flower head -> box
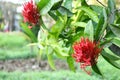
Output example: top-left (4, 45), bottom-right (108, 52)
top-left (72, 37), bottom-right (102, 74)
top-left (22, 0), bottom-right (40, 24)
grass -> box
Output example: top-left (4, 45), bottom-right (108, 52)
top-left (0, 65), bottom-right (120, 80)
top-left (0, 32), bottom-right (120, 80)
top-left (0, 70), bottom-right (104, 80)
top-left (0, 32), bottom-right (38, 60)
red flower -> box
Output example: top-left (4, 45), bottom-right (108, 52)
top-left (72, 37), bottom-right (102, 74)
top-left (22, 0), bottom-right (40, 24)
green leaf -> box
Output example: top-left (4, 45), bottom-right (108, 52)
top-left (116, 17), bottom-right (120, 24)
top-left (112, 37), bottom-right (120, 47)
top-left (109, 44), bottom-right (120, 57)
top-left (100, 38), bottom-right (113, 47)
top-left (51, 0), bottom-right (63, 10)
top-left (48, 39), bottom-right (69, 59)
top-left (79, 6), bottom-right (99, 23)
top-left (48, 11), bottom-right (58, 21)
top-left (40, 0), bottom-right (54, 15)
top-left (109, 24), bottom-right (120, 38)
top-left (95, 16), bottom-right (104, 40)
top-left (47, 53), bottom-right (56, 70)
top-left (103, 8), bottom-right (107, 21)
top-left (103, 48), bottom-right (120, 60)
top-left (81, 0), bottom-right (88, 6)
top-left (52, 45), bottom-right (69, 58)
top-left (73, 31), bottom-right (84, 40)
top-left (99, 8), bottom-right (108, 37)
top-left (111, 37), bottom-right (120, 56)
top-left (64, 0), bottom-right (72, 10)
top-left (84, 20), bottom-right (94, 41)
top-left (108, 0), bottom-right (116, 12)
top-left (50, 16), bottom-right (65, 39)
top-left (67, 56), bottom-right (76, 72)
top-left (105, 30), bottom-right (115, 38)
top-left (72, 22), bottom-right (86, 28)
top-left (67, 47), bottom-right (75, 72)
top-left (21, 23), bottom-right (37, 42)
top-left (40, 0), bottom-right (61, 15)
top-left (39, 46), bottom-right (44, 59)
top-left (58, 6), bottom-right (73, 17)
top-left (102, 52), bottom-right (120, 69)
top-left (92, 64), bottom-right (103, 76)
top-left (37, 0), bottom-right (49, 10)
top-left (90, 5), bottom-right (103, 15)
top-left (67, 31), bottom-right (84, 46)
top-left (108, 0), bottom-right (116, 23)
top-left (74, 10), bottom-right (84, 22)
top-left (46, 46), bottom-right (56, 70)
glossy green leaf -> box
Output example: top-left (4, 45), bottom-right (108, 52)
top-left (108, 0), bottom-right (116, 12)
top-left (90, 5), bottom-right (103, 15)
top-left (92, 64), bottom-right (103, 76)
top-left (51, 0), bottom-right (63, 10)
top-left (48, 11), bottom-right (58, 21)
top-left (39, 48), bottom-right (43, 58)
top-left (46, 45), bottom-right (56, 70)
top-left (116, 17), bottom-right (120, 24)
top-left (110, 37), bottom-right (120, 56)
top-left (52, 45), bottom-right (69, 58)
top-left (84, 20), bottom-right (94, 41)
top-left (109, 24), bottom-right (120, 38)
top-left (103, 48), bottom-right (120, 60)
top-left (48, 39), bottom-right (69, 59)
top-left (109, 44), bottom-right (120, 57)
top-left (40, 0), bottom-right (54, 15)
top-left (103, 8), bottom-right (107, 21)
top-left (40, 0), bottom-right (61, 15)
top-left (21, 23), bottom-right (37, 42)
top-left (99, 8), bottom-right (107, 37)
top-left (112, 37), bottom-right (120, 47)
top-left (64, 0), bottom-right (72, 10)
top-left (108, 0), bottom-right (116, 24)
top-left (47, 53), bottom-right (56, 70)
top-left (50, 16), bottom-right (65, 39)
top-left (81, 0), bottom-right (88, 6)
top-left (75, 11), bottom-right (84, 22)
top-left (79, 6), bottom-right (99, 23)
top-left (105, 30), bottom-right (115, 38)
top-left (102, 51), bottom-right (120, 69)
top-left (100, 38), bottom-right (113, 47)
top-left (72, 22), bottom-right (86, 28)
top-left (67, 47), bottom-right (75, 72)
top-left (58, 6), bottom-right (73, 17)
top-left (37, 0), bottom-right (49, 10)
top-left (67, 31), bottom-right (84, 46)
top-left (94, 16), bottom-right (104, 40)
top-left (67, 56), bottom-right (75, 72)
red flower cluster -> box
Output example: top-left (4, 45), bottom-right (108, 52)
top-left (22, 0), bottom-right (40, 24)
top-left (72, 37), bottom-right (102, 74)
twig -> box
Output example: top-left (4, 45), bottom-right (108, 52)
top-left (96, 0), bottom-right (106, 7)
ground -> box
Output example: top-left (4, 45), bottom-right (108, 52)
top-left (0, 58), bottom-right (68, 72)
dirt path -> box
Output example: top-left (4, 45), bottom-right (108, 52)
top-left (0, 58), bottom-right (68, 72)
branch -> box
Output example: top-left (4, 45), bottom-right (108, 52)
top-left (96, 0), bottom-right (106, 7)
